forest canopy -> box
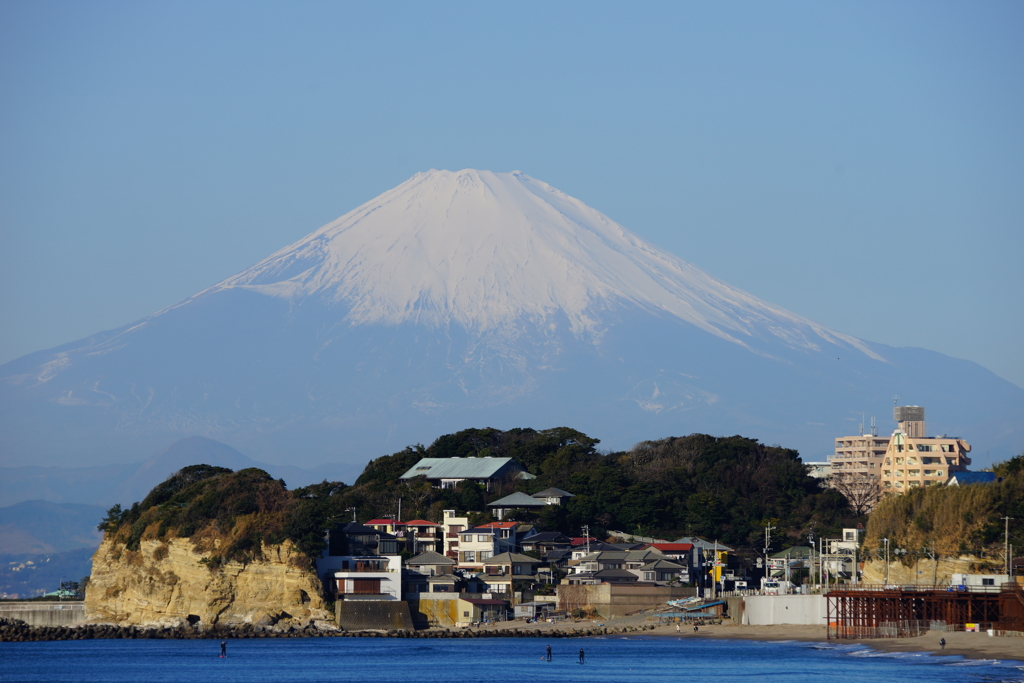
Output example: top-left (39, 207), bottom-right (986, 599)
top-left (100, 427), bottom-right (861, 566)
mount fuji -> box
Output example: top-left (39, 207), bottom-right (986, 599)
top-left (2, 169), bottom-right (1022, 480)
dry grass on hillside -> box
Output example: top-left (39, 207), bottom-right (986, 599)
top-left (864, 484), bottom-right (998, 558)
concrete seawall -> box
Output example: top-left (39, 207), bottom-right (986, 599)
top-left (740, 595), bottom-right (825, 626)
top-left (0, 602), bottom-right (86, 627)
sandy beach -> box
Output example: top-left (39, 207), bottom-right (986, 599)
top-left (468, 619), bottom-right (1023, 662)
top-left (654, 623), bottom-right (1024, 662)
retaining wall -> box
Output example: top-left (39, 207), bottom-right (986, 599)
top-left (0, 602), bottom-right (86, 627)
top-left (741, 594), bottom-right (825, 625)
top-left (336, 600), bottom-right (414, 631)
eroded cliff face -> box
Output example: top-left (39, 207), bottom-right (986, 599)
top-left (860, 555), bottom-right (1000, 585)
top-left (85, 537), bottom-right (332, 628)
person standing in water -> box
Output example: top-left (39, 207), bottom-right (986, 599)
top-left (578, 648), bottom-right (585, 664)
top-left (220, 641), bottom-right (227, 657)
top-left (546, 645), bottom-right (552, 661)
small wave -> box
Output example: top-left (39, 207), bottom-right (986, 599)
top-left (945, 658), bottom-right (999, 667)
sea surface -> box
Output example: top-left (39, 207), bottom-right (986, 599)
top-left (1, 636), bottom-right (1022, 683)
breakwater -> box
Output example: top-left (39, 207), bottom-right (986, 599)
top-left (0, 617), bottom-right (657, 643)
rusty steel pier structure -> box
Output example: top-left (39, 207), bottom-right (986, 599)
top-left (827, 583), bottom-right (1024, 639)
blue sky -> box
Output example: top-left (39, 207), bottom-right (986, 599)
top-left (2, 1), bottom-right (1022, 392)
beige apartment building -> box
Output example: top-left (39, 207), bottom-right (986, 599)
top-left (880, 406), bottom-right (970, 492)
top-left (830, 431), bottom-right (890, 512)
top-left (828, 406), bottom-right (972, 510)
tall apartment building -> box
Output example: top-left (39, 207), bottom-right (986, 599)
top-left (879, 406), bottom-right (971, 492)
top-left (829, 428), bottom-right (890, 513)
top-left (828, 406), bottom-right (973, 510)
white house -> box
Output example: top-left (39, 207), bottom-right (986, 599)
top-left (316, 522), bottom-right (403, 601)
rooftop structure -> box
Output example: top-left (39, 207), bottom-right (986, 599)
top-left (399, 457), bottom-right (532, 489)
top-left (486, 492), bottom-right (547, 519)
top-left (948, 471), bottom-right (1000, 486)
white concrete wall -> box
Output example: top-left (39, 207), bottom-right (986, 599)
top-left (741, 594), bottom-right (826, 626)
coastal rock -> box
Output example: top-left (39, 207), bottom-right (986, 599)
top-left (84, 537), bottom-right (331, 627)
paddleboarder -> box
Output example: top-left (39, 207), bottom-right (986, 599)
top-left (578, 648), bottom-right (585, 664)
top-left (220, 641), bottom-right (227, 657)
top-left (546, 644), bottom-right (552, 661)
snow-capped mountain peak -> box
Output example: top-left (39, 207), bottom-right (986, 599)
top-left (212, 169), bottom-right (878, 358)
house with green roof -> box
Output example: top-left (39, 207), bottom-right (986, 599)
top-left (399, 457), bottom-right (534, 490)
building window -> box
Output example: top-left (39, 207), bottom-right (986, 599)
top-left (895, 457), bottom-right (904, 465)
top-left (464, 611), bottom-right (470, 617)
top-left (461, 551), bottom-right (475, 563)
top-left (477, 535), bottom-right (490, 543)
top-left (883, 470), bottom-right (891, 476)
top-left (480, 551), bottom-right (492, 560)
top-left (982, 578), bottom-right (995, 586)
top-left (896, 470), bottom-right (904, 477)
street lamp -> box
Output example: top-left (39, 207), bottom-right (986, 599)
top-left (893, 547), bottom-right (907, 587)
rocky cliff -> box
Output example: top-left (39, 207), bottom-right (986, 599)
top-left (859, 555), bottom-right (1002, 585)
top-left (85, 537), bottom-right (332, 628)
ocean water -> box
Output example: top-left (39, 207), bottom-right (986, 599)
top-left (1, 636), bottom-right (1022, 683)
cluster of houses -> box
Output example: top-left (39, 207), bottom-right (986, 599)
top-left (314, 454), bottom-right (735, 627)
top-left (314, 514), bottom-right (733, 626)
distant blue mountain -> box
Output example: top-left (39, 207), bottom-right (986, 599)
top-left (2, 170), bottom-right (1021, 475)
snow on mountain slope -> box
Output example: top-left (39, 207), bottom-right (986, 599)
top-left (5, 168), bottom-right (1022, 474)
top-left (205, 169), bottom-right (880, 359)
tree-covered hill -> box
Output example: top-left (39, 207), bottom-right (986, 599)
top-left (98, 465), bottom-right (348, 568)
top-left (337, 427), bottom-right (856, 552)
top-left (864, 453), bottom-right (1024, 560)
top-left (99, 427), bottom-right (862, 567)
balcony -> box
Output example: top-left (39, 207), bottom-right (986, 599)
top-left (339, 561), bottom-right (393, 573)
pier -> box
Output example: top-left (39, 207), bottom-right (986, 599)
top-left (826, 583), bottom-right (1024, 638)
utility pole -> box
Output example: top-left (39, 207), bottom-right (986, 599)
top-left (808, 525), bottom-right (815, 590)
top-left (763, 522), bottom-right (776, 570)
top-left (883, 538), bottom-right (890, 585)
top-left (1003, 517), bottom-right (1014, 578)
top-left (712, 540), bottom-right (719, 600)
top-left (923, 545), bottom-right (937, 586)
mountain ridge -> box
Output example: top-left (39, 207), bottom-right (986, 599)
top-left (1, 169), bottom-right (1021, 470)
